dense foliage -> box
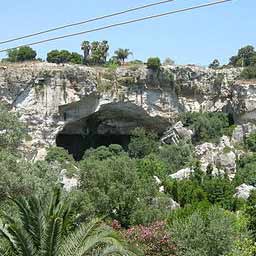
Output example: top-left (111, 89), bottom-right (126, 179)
top-left (180, 112), bottom-right (231, 143)
top-left (240, 66), bottom-right (256, 79)
top-left (6, 46), bottom-right (37, 62)
top-left (47, 50), bottom-right (83, 64)
top-left (146, 57), bottom-right (161, 70)
top-left (1, 93), bottom-right (256, 255)
top-left (209, 59), bottom-right (220, 69)
top-left (114, 48), bottom-right (132, 64)
top-left (229, 45), bottom-right (256, 67)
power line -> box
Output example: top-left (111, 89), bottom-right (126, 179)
top-left (0, 0), bottom-right (232, 53)
top-left (0, 0), bottom-right (177, 45)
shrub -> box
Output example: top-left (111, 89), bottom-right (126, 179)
top-left (171, 207), bottom-right (240, 256)
top-left (128, 128), bottom-right (159, 158)
top-left (147, 57), bottom-right (161, 70)
top-left (245, 132), bottom-right (256, 151)
top-left (157, 141), bottom-right (194, 174)
top-left (180, 112), bottom-right (231, 143)
top-left (79, 146), bottom-right (161, 226)
top-left (0, 104), bottom-right (26, 151)
top-left (234, 154), bottom-right (256, 186)
top-left (120, 221), bottom-right (176, 256)
top-left (240, 66), bottom-right (256, 79)
top-left (209, 59), bottom-right (220, 69)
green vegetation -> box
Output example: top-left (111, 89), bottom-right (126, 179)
top-left (240, 66), bottom-right (256, 79)
top-left (146, 57), bottom-right (161, 70)
top-left (6, 46), bottom-right (37, 62)
top-left (180, 112), bottom-right (231, 143)
top-left (0, 104), bottom-right (26, 151)
top-left (81, 40), bottom-right (109, 65)
top-left (209, 59), bottom-right (220, 69)
top-left (47, 50), bottom-right (83, 64)
top-left (114, 48), bottom-right (132, 65)
top-left (229, 45), bottom-right (256, 67)
top-left (3, 43), bottom-right (256, 255)
top-left (171, 207), bottom-right (244, 256)
top-left (0, 188), bottom-right (136, 256)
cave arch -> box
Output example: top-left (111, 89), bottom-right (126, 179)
top-left (56, 102), bottom-right (169, 160)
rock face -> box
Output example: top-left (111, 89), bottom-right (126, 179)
top-left (195, 136), bottom-right (238, 177)
top-left (0, 61), bottom-right (255, 159)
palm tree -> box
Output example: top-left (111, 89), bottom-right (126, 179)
top-left (0, 188), bottom-right (141, 256)
top-left (81, 41), bottom-right (90, 65)
top-left (114, 49), bottom-right (132, 65)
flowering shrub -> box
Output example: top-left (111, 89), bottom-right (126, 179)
top-left (112, 220), bottom-right (176, 256)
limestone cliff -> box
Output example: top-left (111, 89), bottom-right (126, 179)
top-left (0, 61), bottom-right (255, 160)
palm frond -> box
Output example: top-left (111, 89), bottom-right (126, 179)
top-left (12, 196), bottom-right (45, 250)
top-left (58, 219), bottom-right (138, 256)
top-left (6, 223), bottom-right (35, 256)
top-left (41, 216), bottom-right (63, 256)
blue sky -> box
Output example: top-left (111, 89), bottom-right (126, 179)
top-left (0, 0), bottom-right (254, 65)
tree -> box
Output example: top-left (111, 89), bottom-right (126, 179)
top-left (180, 112), bottom-right (230, 144)
top-left (0, 188), bottom-right (137, 256)
top-left (128, 128), bottom-right (159, 158)
top-left (209, 59), bottom-right (220, 69)
top-left (81, 41), bottom-right (90, 65)
top-left (229, 45), bottom-right (256, 67)
top-left (81, 41), bottom-right (109, 65)
top-left (171, 207), bottom-right (240, 256)
top-left (163, 57), bottom-right (175, 66)
top-left (146, 57), bottom-right (161, 70)
top-left (234, 154), bottom-right (256, 186)
top-left (240, 66), bottom-right (256, 80)
top-left (47, 50), bottom-right (82, 64)
top-left (79, 145), bottom-right (161, 226)
top-left (0, 104), bottom-right (26, 151)
top-left (7, 46), bottom-right (37, 62)
top-left (157, 141), bottom-right (194, 174)
top-left (114, 48), bottom-right (132, 65)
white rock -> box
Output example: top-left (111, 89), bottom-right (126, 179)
top-left (170, 167), bottom-right (194, 180)
top-left (60, 170), bottom-right (78, 192)
top-left (235, 184), bottom-right (256, 200)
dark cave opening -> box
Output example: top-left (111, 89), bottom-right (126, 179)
top-left (56, 133), bottom-right (131, 161)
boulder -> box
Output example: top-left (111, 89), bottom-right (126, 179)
top-left (169, 167), bottom-right (194, 180)
top-left (235, 184), bottom-right (256, 200)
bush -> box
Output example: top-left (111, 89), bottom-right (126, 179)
top-left (240, 67), bottom-right (256, 79)
top-left (229, 45), bottom-right (256, 67)
top-left (234, 154), bottom-right (256, 186)
top-left (181, 112), bottom-right (231, 143)
top-left (128, 128), bottom-right (159, 158)
top-left (171, 207), bottom-right (241, 256)
top-left (0, 104), bottom-right (26, 151)
top-left (120, 221), bottom-right (176, 256)
top-left (79, 146), bottom-right (161, 226)
top-left (157, 141), bottom-right (194, 174)
top-left (245, 132), bottom-right (256, 151)
top-left (7, 46), bottom-right (37, 62)
top-left (209, 59), bottom-right (220, 69)
top-left (147, 57), bottom-right (161, 70)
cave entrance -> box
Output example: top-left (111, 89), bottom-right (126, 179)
top-left (56, 133), bottom-right (131, 161)
top-left (56, 102), bottom-right (170, 161)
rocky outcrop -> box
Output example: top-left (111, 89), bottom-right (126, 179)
top-left (169, 167), bottom-right (194, 180)
top-left (195, 136), bottom-right (238, 177)
top-left (0, 61), bottom-right (255, 159)
top-left (235, 184), bottom-right (256, 200)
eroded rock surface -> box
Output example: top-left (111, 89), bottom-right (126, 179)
top-left (0, 62), bottom-right (255, 159)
